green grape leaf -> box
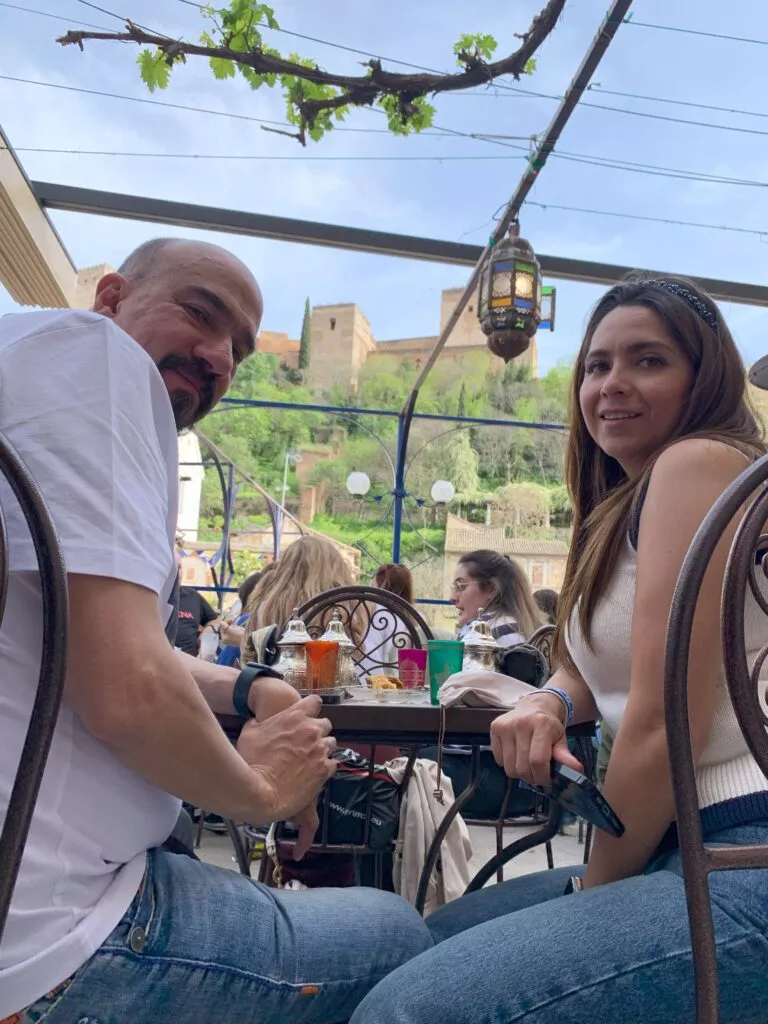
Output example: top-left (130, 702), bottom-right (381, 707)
top-left (453, 32), bottom-right (498, 66)
top-left (210, 56), bottom-right (236, 79)
top-left (379, 94), bottom-right (435, 136)
top-left (137, 48), bottom-right (171, 91)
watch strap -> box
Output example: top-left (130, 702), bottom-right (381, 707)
top-left (233, 662), bottom-right (284, 720)
top-left (563, 875), bottom-right (584, 895)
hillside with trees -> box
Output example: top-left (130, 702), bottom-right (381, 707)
top-left (197, 345), bottom-right (572, 577)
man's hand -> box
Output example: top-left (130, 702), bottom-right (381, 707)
top-left (291, 803), bottom-right (321, 861)
top-left (237, 695), bottom-right (337, 825)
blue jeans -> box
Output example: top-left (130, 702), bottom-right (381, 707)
top-left (351, 823), bottom-right (768, 1024)
top-left (21, 848), bottom-right (432, 1023)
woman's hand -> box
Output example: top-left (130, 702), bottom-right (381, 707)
top-left (490, 692), bottom-right (583, 787)
top-left (219, 621), bottom-right (245, 647)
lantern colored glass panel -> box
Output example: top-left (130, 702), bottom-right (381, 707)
top-left (478, 266), bottom-right (490, 318)
top-left (515, 267), bottom-right (535, 302)
top-left (540, 285), bottom-right (556, 331)
top-left (491, 270), bottom-right (512, 298)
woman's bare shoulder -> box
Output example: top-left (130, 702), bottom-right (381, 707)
top-left (651, 437), bottom-right (753, 481)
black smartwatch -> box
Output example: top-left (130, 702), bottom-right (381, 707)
top-left (232, 662), bottom-right (284, 720)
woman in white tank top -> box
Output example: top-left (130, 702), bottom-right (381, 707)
top-left (351, 274), bottom-right (768, 1024)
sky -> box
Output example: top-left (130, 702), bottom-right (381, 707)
top-left (2, 0), bottom-right (768, 375)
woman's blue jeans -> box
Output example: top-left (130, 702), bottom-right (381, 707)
top-left (351, 823), bottom-right (768, 1024)
top-left (20, 848), bottom-right (432, 1024)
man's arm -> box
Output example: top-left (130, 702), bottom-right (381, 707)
top-left (67, 574), bottom-right (336, 824)
top-left (179, 650), bottom-right (303, 720)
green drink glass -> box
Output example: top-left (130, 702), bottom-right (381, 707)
top-left (427, 640), bottom-right (464, 705)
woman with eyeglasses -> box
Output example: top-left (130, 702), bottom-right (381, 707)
top-left (423, 551), bottom-right (545, 820)
top-left (451, 549), bottom-right (544, 647)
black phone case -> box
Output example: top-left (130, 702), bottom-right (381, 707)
top-left (528, 762), bottom-right (625, 838)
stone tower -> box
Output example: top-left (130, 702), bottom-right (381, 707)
top-left (309, 303), bottom-right (376, 393)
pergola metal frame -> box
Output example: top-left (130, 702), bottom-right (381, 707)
top-left (31, 180), bottom-right (768, 308)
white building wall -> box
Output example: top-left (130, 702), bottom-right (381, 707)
top-left (177, 431), bottom-right (204, 541)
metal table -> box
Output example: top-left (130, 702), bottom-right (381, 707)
top-left (217, 697), bottom-right (593, 910)
top-left (218, 696), bottom-right (503, 746)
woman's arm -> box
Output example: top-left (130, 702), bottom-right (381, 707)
top-left (583, 439), bottom-right (751, 888)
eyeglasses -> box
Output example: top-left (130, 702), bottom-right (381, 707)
top-left (451, 578), bottom-right (472, 595)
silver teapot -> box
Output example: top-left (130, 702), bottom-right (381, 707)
top-left (461, 610), bottom-right (501, 673)
top-left (319, 609), bottom-right (358, 688)
top-left (272, 610), bottom-right (310, 689)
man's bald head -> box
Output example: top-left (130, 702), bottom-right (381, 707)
top-left (118, 238), bottom-right (257, 289)
top-left (93, 237), bottom-right (264, 429)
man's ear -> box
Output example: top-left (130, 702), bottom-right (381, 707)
top-left (92, 272), bottom-right (131, 318)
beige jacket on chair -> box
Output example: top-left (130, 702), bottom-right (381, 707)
top-left (386, 757), bottom-right (473, 917)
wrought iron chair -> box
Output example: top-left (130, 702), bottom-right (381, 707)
top-left (252, 586), bottom-right (433, 885)
top-left (665, 452), bottom-right (768, 1024)
top-left (459, 624), bottom-right (556, 880)
top-left (0, 435), bottom-right (68, 941)
top-left (458, 620), bottom-right (598, 888)
top-left (297, 584), bottom-right (434, 675)
top-left (527, 622), bottom-right (555, 666)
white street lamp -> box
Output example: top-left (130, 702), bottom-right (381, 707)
top-left (346, 471), bottom-right (371, 497)
top-left (430, 480), bottom-right (456, 505)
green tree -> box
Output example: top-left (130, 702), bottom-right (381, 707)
top-left (442, 432), bottom-right (480, 499)
top-left (457, 382), bottom-right (467, 419)
top-left (58, 1), bottom-right (565, 144)
top-left (494, 481), bottom-right (550, 532)
top-left (299, 297), bottom-right (311, 372)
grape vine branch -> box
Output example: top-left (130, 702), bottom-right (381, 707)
top-left (57, 0), bottom-right (566, 144)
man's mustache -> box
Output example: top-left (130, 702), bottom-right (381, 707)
top-left (157, 355), bottom-right (216, 427)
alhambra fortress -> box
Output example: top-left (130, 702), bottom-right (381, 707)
top-left (250, 286), bottom-right (537, 389)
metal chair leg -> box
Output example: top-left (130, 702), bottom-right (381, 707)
top-left (465, 802), bottom-right (563, 894)
top-left (194, 808), bottom-right (205, 849)
top-left (224, 819), bottom-right (251, 876)
top-left (583, 822), bottom-right (593, 864)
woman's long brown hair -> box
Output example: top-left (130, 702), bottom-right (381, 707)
top-left (458, 549), bottom-right (545, 638)
top-left (372, 563), bottom-right (414, 604)
top-left (554, 273), bottom-right (765, 671)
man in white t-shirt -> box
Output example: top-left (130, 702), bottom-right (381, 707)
top-left (0, 238), bottom-right (431, 1023)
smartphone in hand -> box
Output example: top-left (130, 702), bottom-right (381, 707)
top-left (526, 761), bottom-right (625, 838)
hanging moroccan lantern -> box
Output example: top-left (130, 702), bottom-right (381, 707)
top-left (477, 221), bottom-right (555, 362)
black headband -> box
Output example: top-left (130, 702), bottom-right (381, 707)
top-left (644, 279), bottom-right (719, 332)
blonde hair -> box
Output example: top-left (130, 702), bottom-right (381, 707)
top-left (242, 535), bottom-right (362, 658)
top-left (554, 273), bottom-right (764, 670)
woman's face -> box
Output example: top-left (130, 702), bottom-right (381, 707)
top-left (579, 305), bottom-right (695, 477)
top-left (451, 565), bottom-right (494, 628)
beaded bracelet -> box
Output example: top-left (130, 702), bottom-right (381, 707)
top-left (541, 685), bottom-right (575, 727)
top-left (517, 686), bottom-right (574, 728)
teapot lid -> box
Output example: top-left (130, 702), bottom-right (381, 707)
top-left (319, 609), bottom-right (355, 649)
top-left (278, 609), bottom-right (311, 646)
top-left (462, 609), bottom-right (501, 651)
